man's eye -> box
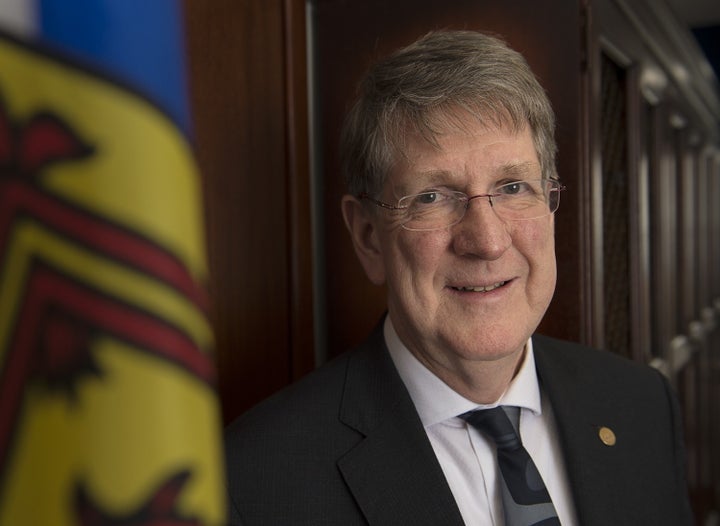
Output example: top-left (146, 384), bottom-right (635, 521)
top-left (499, 181), bottom-right (530, 195)
top-left (416, 192), bottom-right (439, 204)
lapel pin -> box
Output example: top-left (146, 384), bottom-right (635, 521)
top-left (598, 426), bottom-right (616, 446)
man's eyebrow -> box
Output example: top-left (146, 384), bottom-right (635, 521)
top-left (398, 169), bottom-right (457, 191)
top-left (415, 169), bottom-right (457, 182)
top-left (391, 169), bottom-right (465, 199)
top-left (498, 161), bottom-right (540, 177)
top-left (397, 162), bottom-right (541, 193)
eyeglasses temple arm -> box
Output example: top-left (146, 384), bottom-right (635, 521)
top-left (358, 193), bottom-right (405, 211)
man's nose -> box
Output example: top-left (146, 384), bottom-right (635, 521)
top-left (451, 196), bottom-right (512, 259)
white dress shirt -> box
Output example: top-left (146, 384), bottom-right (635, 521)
top-left (384, 317), bottom-right (578, 526)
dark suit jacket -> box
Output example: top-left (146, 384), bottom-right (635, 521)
top-left (225, 322), bottom-right (694, 525)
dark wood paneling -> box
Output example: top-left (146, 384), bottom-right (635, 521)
top-left (283, 0), bottom-right (317, 380)
top-left (184, 0), bottom-right (314, 423)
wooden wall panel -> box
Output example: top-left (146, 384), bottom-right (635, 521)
top-left (184, 0), bottom-right (315, 423)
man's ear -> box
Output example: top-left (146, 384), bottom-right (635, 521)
top-left (341, 195), bottom-right (386, 285)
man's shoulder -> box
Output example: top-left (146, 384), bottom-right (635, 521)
top-left (532, 334), bottom-right (667, 387)
top-left (535, 333), bottom-right (648, 365)
top-left (225, 349), bottom-right (354, 438)
top-left (227, 319), bottom-right (392, 435)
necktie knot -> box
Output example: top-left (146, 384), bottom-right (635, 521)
top-left (460, 406), bottom-right (522, 452)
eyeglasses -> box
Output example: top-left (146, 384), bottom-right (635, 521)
top-left (360, 179), bottom-right (565, 231)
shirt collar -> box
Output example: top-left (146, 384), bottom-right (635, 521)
top-left (384, 316), bottom-right (542, 428)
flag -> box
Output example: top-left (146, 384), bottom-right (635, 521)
top-left (0, 1), bottom-right (226, 525)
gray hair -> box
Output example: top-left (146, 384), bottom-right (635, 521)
top-left (340, 30), bottom-right (558, 196)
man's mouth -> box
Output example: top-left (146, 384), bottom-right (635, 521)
top-left (451, 280), bottom-right (508, 293)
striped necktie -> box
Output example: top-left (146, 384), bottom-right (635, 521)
top-left (461, 406), bottom-right (561, 526)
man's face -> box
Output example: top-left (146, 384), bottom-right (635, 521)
top-left (354, 119), bottom-right (557, 378)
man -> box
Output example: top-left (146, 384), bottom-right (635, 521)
top-left (225, 30), bottom-right (693, 525)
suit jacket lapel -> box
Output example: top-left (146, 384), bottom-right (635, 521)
top-left (533, 336), bottom-right (625, 526)
top-left (336, 323), bottom-right (465, 526)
